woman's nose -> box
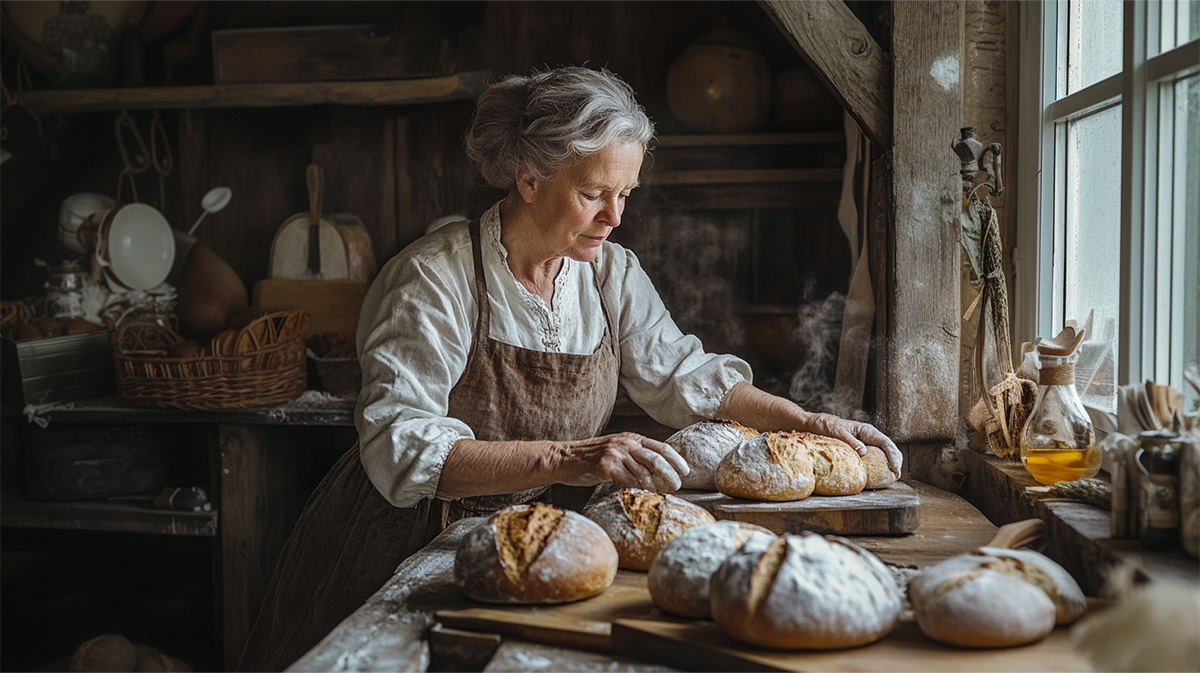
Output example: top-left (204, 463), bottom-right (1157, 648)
top-left (600, 197), bottom-right (622, 228)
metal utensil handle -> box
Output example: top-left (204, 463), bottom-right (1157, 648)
top-left (307, 164), bottom-right (323, 277)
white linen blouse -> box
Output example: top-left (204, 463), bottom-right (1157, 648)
top-left (354, 202), bottom-right (752, 507)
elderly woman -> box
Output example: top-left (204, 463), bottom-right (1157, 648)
top-left (237, 66), bottom-right (901, 671)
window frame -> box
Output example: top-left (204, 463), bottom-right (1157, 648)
top-left (1016, 0), bottom-right (1200, 391)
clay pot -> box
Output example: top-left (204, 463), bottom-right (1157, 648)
top-left (773, 66), bottom-right (843, 131)
top-left (667, 20), bottom-right (772, 133)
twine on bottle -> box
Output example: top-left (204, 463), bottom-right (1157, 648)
top-left (1040, 362), bottom-right (1076, 386)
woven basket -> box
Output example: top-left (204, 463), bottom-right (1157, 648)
top-left (114, 310), bottom-right (308, 410)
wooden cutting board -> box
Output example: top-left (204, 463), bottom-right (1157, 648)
top-left (609, 618), bottom-right (1093, 672)
top-left (252, 278), bottom-right (369, 339)
top-left (674, 481), bottom-right (921, 535)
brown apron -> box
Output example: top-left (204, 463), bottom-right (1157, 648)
top-left (236, 219), bottom-right (621, 671)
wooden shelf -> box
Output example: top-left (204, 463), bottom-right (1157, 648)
top-left (10, 394), bottom-right (356, 427)
top-left (642, 167), bottom-right (842, 186)
top-left (655, 132), bottom-right (843, 147)
top-left (1, 490), bottom-right (218, 537)
top-left (21, 71), bottom-right (490, 114)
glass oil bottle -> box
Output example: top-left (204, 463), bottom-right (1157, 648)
top-left (1020, 327), bottom-right (1100, 485)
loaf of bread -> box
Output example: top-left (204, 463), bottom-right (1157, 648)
top-left (907, 547), bottom-right (1087, 648)
top-left (666, 420), bottom-right (760, 490)
top-left (453, 502), bottom-right (618, 604)
top-left (69, 634), bottom-right (137, 672)
top-left (714, 432), bottom-right (815, 501)
top-left (862, 445), bottom-right (897, 489)
top-left (710, 532), bottom-right (901, 649)
top-left (584, 488), bottom-right (716, 570)
top-left (647, 521), bottom-right (775, 618)
top-left (803, 433), bottom-right (868, 496)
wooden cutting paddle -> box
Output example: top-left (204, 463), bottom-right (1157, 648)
top-left (268, 164), bottom-right (349, 280)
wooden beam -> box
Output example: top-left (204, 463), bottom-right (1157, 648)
top-left (878, 1), bottom-right (963, 443)
top-left (759, 0), bottom-right (893, 148)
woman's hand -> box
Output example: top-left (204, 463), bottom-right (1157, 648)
top-left (556, 432), bottom-right (690, 493)
top-left (801, 412), bottom-right (903, 478)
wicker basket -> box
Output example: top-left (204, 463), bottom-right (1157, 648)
top-left (114, 310), bottom-right (308, 410)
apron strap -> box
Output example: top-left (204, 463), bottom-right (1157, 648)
top-left (590, 258), bottom-right (620, 358)
top-left (467, 219), bottom-right (490, 348)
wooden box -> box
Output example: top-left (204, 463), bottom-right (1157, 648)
top-left (0, 331), bottom-right (115, 408)
top-left (211, 24), bottom-right (451, 84)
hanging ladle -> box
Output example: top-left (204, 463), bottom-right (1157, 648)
top-left (186, 186), bottom-right (232, 235)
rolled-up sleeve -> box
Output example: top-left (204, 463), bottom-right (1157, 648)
top-left (605, 247), bottom-right (752, 428)
top-left (354, 236), bottom-right (476, 508)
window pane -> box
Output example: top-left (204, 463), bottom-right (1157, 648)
top-left (1066, 0), bottom-right (1123, 95)
top-left (1159, 0), bottom-right (1200, 54)
top-left (1062, 104), bottom-right (1122, 408)
top-left (1166, 74), bottom-right (1199, 408)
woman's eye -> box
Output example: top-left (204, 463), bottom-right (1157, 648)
top-left (583, 193), bottom-right (600, 201)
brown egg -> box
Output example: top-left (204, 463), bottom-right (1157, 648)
top-left (14, 322), bottom-right (42, 341)
top-left (166, 339), bottom-right (203, 359)
top-left (34, 317), bottom-right (65, 337)
top-left (66, 318), bottom-right (104, 334)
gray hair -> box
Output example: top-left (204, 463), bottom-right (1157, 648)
top-left (464, 66), bottom-right (655, 191)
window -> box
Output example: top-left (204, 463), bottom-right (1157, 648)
top-left (1017, 0), bottom-right (1200, 411)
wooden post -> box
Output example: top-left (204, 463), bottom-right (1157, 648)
top-left (878, 1), bottom-right (964, 442)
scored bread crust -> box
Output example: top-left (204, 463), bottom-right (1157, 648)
top-left (584, 488), bottom-right (716, 571)
top-left (973, 547), bottom-right (1087, 624)
top-left (666, 420), bottom-right (760, 490)
top-left (715, 432), bottom-right (815, 501)
top-left (709, 532), bottom-right (901, 649)
top-left (647, 521), bottom-right (776, 618)
top-left (453, 503), bottom-right (618, 604)
top-left (801, 433), bottom-right (868, 496)
top-left (907, 553), bottom-right (1059, 647)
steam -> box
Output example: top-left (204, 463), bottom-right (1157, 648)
top-left (787, 283), bottom-right (874, 423)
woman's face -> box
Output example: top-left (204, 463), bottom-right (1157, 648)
top-left (516, 141), bottom-right (644, 263)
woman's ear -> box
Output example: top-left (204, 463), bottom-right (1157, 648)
top-left (515, 168), bottom-right (538, 204)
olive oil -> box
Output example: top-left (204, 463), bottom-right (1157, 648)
top-left (1021, 441), bottom-right (1101, 485)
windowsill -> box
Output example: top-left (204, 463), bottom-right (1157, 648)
top-left (957, 450), bottom-right (1198, 596)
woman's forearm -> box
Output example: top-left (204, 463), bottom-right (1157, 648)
top-left (436, 437), bottom-right (563, 499)
top-left (715, 381), bottom-right (810, 431)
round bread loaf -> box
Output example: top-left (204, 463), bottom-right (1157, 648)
top-left (908, 552), bottom-right (1060, 647)
top-left (710, 532), bottom-right (901, 649)
top-left (453, 502), bottom-right (618, 604)
top-left (648, 521), bottom-right (776, 618)
top-left (584, 488), bottom-right (716, 570)
top-left (802, 433), bottom-right (867, 496)
top-left (714, 432), bottom-right (815, 501)
top-left (69, 634), bottom-right (137, 672)
top-left (974, 547), bottom-right (1087, 624)
top-left (862, 445), bottom-right (897, 490)
top-left (666, 420), bottom-right (760, 490)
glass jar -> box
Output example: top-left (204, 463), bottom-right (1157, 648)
top-left (1020, 351), bottom-right (1100, 485)
top-left (44, 259), bottom-right (89, 319)
top-left (1135, 430), bottom-right (1183, 551)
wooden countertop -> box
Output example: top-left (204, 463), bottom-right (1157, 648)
top-left (291, 482), bottom-right (999, 672)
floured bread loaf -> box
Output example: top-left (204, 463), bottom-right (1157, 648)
top-left (648, 521), bottom-right (776, 618)
top-left (803, 433), bottom-right (868, 496)
top-left (862, 445), bottom-right (897, 489)
top-left (715, 432), bottom-right (815, 501)
top-left (710, 532), bottom-right (901, 649)
top-left (454, 502), bottom-right (617, 604)
top-left (666, 420), bottom-right (760, 490)
top-left (907, 547), bottom-right (1087, 647)
top-left (584, 488), bottom-right (716, 570)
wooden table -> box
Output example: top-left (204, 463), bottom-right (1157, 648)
top-left (293, 481), bottom-right (1001, 672)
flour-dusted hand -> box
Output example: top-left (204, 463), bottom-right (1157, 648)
top-left (802, 412), bottom-right (902, 479)
top-left (559, 432), bottom-right (690, 493)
